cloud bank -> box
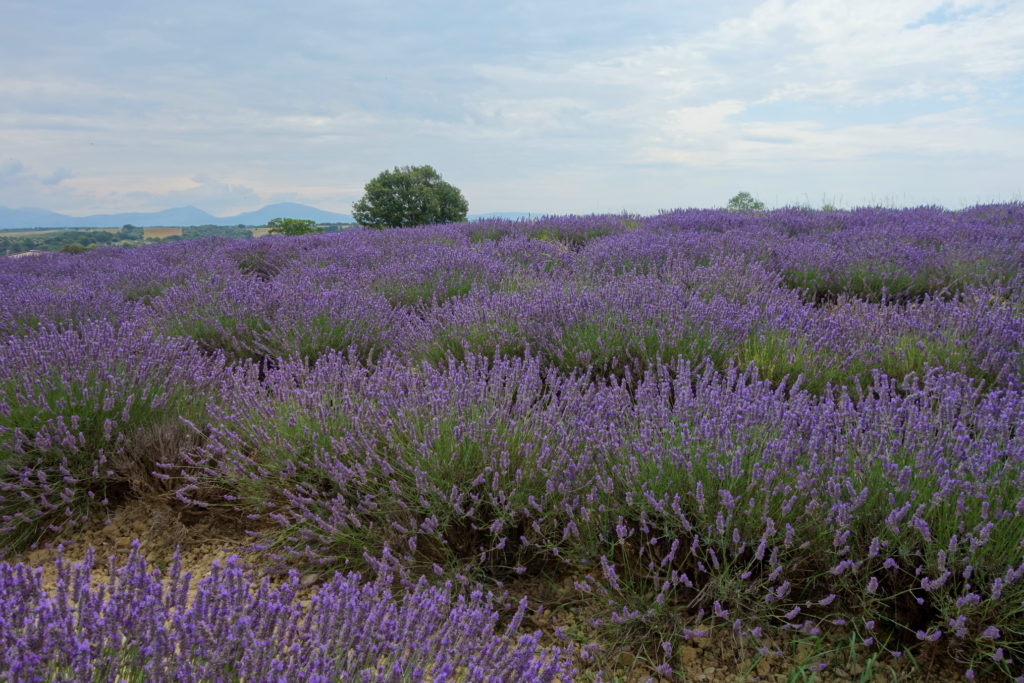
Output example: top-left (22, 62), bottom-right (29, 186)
top-left (1, 0), bottom-right (1021, 214)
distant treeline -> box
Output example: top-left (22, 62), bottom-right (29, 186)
top-left (0, 223), bottom-right (353, 255)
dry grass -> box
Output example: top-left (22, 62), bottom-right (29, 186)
top-left (143, 227), bottom-right (184, 239)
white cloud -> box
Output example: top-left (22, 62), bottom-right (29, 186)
top-left (0, 157), bottom-right (74, 188)
top-left (639, 106), bottom-right (1024, 166)
top-left (728, 0), bottom-right (1024, 104)
top-left (458, 0), bottom-right (1024, 174)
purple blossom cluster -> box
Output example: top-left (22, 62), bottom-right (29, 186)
top-left (0, 204), bottom-right (1022, 677)
top-left (0, 545), bottom-right (573, 681)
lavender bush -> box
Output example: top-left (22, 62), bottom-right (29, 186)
top-left (0, 322), bottom-right (231, 552)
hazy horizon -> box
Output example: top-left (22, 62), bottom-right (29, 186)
top-left (2, 1), bottom-right (1022, 216)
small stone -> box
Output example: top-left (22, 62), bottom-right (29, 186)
top-left (678, 646), bottom-right (699, 665)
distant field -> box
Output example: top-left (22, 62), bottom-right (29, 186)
top-left (0, 227), bottom-right (122, 236)
top-left (142, 227), bottom-right (183, 239)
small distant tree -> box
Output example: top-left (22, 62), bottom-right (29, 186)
top-left (352, 165), bottom-right (468, 228)
top-left (119, 225), bottom-right (143, 240)
top-left (60, 243), bottom-right (88, 254)
top-left (267, 217), bottom-right (323, 236)
top-left (726, 192), bottom-right (766, 212)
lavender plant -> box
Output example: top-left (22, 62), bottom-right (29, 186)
top-left (178, 353), bottom-right (610, 578)
top-left (0, 322), bottom-right (230, 553)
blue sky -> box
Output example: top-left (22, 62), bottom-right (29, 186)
top-left (1, 0), bottom-right (1022, 215)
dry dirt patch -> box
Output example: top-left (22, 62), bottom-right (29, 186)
top-left (15, 498), bottom-right (255, 594)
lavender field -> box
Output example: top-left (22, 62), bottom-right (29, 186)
top-left (1, 204), bottom-right (1023, 681)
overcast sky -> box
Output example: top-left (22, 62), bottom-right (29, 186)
top-left (1, 0), bottom-right (1022, 216)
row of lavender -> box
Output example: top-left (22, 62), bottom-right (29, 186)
top-left (0, 545), bottom-right (574, 681)
top-left (1, 205), bottom-right (1022, 678)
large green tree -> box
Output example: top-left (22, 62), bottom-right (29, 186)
top-left (352, 165), bottom-right (468, 228)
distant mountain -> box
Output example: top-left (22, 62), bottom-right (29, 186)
top-left (0, 207), bottom-right (80, 229)
top-left (0, 203), bottom-right (354, 229)
top-left (77, 206), bottom-right (221, 228)
top-left (228, 203), bottom-right (353, 226)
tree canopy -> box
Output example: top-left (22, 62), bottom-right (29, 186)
top-left (726, 191), bottom-right (766, 212)
top-left (352, 165), bottom-right (468, 228)
top-left (267, 218), bottom-right (322, 236)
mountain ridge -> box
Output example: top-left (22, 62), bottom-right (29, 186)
top-left (0, 204), bottom-right (535, 230)
top-left (0, 203), bottom-right (354, 229)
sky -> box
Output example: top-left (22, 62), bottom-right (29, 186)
top-left (1, 0), bottom-right (1023, 216)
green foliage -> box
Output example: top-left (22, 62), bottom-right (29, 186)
top-left (0, 229), bottom-right (120, 255)
top-left (59, 243), bottom-right (89, 254)
top-left (780, 261), bottom-right (981, 303)
top-left (726, 191), bottom-right (766, 212)
top-left (266, 217), bottom-right (322, 236)
top-left (372, 274), bottom-right (476, 307)
top-left (0, 225), bottom-right (278, 254)
top-left (352, 165), bottom-right (469, 228)
top-left (120, 225), bottom-right (143, 239)
top-left (162, 312), bottom-right (274, 364)
top-left (416, 321), bottom-right (528, 366)
top-left (530, 225), bottom-right (617, 249)
top-left (182, 225), bottom-right (255, 239)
